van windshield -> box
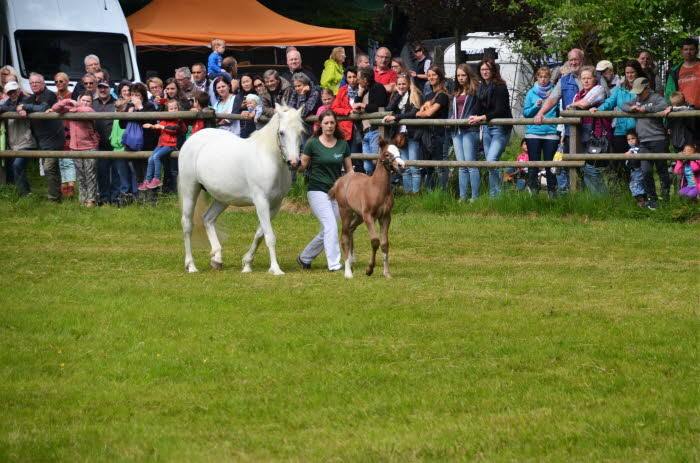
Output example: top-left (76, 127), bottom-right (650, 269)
top-left (15, 30), bottom-right (134, 82)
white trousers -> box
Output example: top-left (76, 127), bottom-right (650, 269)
top-left (300, 190), bottom-right (342, 271)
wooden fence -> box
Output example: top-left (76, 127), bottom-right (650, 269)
top-left (1, 109), bottom-right (699, 191)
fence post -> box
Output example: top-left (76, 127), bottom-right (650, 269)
top-left (569, 123), bottom-right (581, 193)
top-left (377, 107), bottom-right (386, 140)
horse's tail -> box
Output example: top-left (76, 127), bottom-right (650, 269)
top-left (327, 185), bottom-right (337, 200)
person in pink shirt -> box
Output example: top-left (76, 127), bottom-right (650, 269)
top-left (314, 88), bottom-right (335, 132)
top-left (51, 93), bottom-right (100, 206)
top-left (504, 139), bottom-right (530, 191)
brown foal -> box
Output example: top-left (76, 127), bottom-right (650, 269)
top-left (328, 138), bottom-right (406, 279)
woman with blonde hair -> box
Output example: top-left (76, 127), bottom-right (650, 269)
top-left (385, 73), bottom-right (423, 193)
top-left (320, 46), bottom-right (346, 94)
top-left (53, 71), bottom-right (76, 197)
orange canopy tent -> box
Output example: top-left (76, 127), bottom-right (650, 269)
top-left (127, 0), bottom-right (356, 48)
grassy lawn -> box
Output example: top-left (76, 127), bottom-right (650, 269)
top-left (0, 184), bottom-right (699, 461)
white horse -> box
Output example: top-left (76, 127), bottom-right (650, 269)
top-left (178, 104), bottom-right (304, 275)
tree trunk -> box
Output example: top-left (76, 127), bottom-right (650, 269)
top-left (454, 27), bottom-right (461, 69)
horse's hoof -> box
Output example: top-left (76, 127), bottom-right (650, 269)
top-left (384, 272), bottom-right (393, 279)
top-left (268, 268), bottom-right (285, 276)
top-left (185, 265), bottom-right (198, 273)
top-left (242, 264), bottom-right (252, 273)
top-left (211, 260), bottom-right (223, 271)
top-left (365, 267), bottom-right (374, 276)
top-left (344, 270), bottom-right (354, 279)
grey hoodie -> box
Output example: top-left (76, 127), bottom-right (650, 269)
top-left (621, 92), bottom-right (668, 142)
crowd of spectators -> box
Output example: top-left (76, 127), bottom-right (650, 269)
top-left (0, 37), bottom-right (698, 209)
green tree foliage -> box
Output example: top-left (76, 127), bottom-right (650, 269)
top-left (386, 0), bottom-right (538, 41)
top-left (514, 0), bottom-right (700, 66)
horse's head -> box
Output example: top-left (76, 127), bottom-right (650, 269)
top-left (378, 138), bottom-right (406, 174)
top-left (274, 104), bottom-right (305, 170)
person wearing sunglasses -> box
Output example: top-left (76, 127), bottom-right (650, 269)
top-left (411, 43), bottom-right (432, 94)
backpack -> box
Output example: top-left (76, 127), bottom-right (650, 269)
top-left (121, 121), bottom-right (144, 151)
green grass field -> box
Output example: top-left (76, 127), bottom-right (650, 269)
top-left (1, 184), bottom-right (699, 461)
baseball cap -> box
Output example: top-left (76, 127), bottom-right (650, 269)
top-left (630, 77), bottom-right (649, 95)
top-left (595, 60), bottom-right (613, 72)
top-left (4, 81), bottom-right (19, 92)
top-left (97, 80), bottom-right (110, 88)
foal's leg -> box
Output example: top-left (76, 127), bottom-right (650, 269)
top-left (202, 199), bottom-right (228, 270)
top-left (181, 186), bottom-right (202, 273)
top-left (379, 213), bottom-right (392, 279)
top-left (363, 213), bottom-right (380, 276)
top-left (347, 213), bottom-right (363, 270)
top-left (340, 208), bottom-right (353, 279)
top-left (252, 197), bottom-right (284, 275)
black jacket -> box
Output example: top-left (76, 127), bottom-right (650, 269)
top-left (473, 82), bottom-right (512, 122)
top-left (22, 90), bottom-right (65, 150)
top-left (357, 81), bottom-right (388, 114)
top-left (92, 95), bottom-right (116, 150)
top-left (386, 90), bottom-right (421, 137)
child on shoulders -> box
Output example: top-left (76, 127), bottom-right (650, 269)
top-left (207, 38), bottom-right (226, 80)
top-left (240, 94), bottom-right (263, 139)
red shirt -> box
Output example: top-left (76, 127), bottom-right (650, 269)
top-left (330, 84), bottom-right (354, 141)
top-left (156, 120), bottom-right (186, 147)
top-left (374, 66), bottom-right (397, 86)
top-left (678, 62), bottom-right (700, 106)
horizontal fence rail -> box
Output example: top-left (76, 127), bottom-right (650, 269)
top-left (372, 117), bottom-right (580, 126)
top-left (564, 153), bottom-right (700, 161)
top-left (0, 149), bottom-right (587, 167)
top-left (562, 109), bottom-right (700, 119)
top-left (0, 111), bottom-right (390, 123)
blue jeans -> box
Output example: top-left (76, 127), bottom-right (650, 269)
top-left (483, 125), bottom-right (511, 197)
top-left (629, 167), bottom-right (645, 197)
top-left (525, 137), bottom-right (557, 192)
top-left (557, 137), bottom-right (571, 194)
top-left (400, 139), bottom-right (421, 193)
top-left (146, 145), bottom-right (176, 181)
top-left (452, 130), bottom-right (480, 199)
top-left (113, 159), bottom-right (134, 194)
top-left (582, 162), bottom-right (606, 195)
top-left (97, 157), bottom-right (120, 202)
top-left (362, 129), bottom-right (379, 175)
top-left (12, 150), bottom-right (31, 196)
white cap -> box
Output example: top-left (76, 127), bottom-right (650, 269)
top-left (4, 81), bottom-right (19, 92)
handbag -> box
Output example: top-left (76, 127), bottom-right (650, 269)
top-left (122, 121), bottom-right (144, 151)
top-left (586, 134), bottom-right (608, 154)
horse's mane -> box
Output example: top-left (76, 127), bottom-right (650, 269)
top-left (250, 105), bottom-right (305, 155)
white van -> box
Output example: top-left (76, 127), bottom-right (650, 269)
top-left (0, 0), bottom-right (140, 92)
